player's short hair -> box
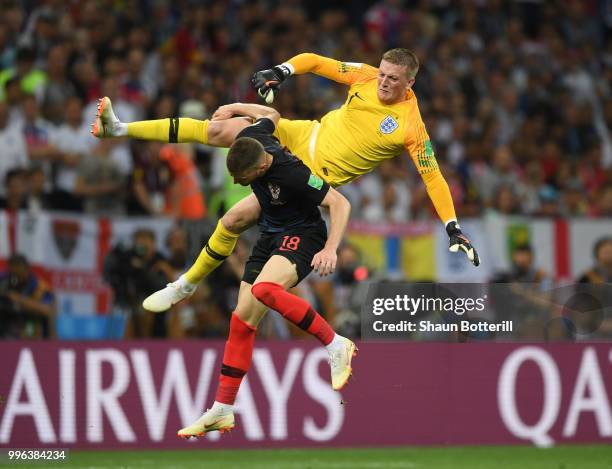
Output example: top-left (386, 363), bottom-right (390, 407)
top-left (382, 48), bottom-right (419, 79)
top-left (227, 137), bottom-right (265, 175)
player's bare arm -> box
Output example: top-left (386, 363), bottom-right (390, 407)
top-left (312, 188), bottom-right (351, 277)
top-left (212, 103), bottom-right (280, 126)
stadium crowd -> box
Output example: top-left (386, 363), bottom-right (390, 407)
top-left (0, 0), bottom-right (611, 340)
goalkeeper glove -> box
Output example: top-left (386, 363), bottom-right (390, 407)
top-left (251, 64), bottom-right (292, 103)
top-left (446, 221), bottom-right (480, 266)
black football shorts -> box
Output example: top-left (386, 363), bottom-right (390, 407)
top-left (242, 222), bottom-right (327, 286)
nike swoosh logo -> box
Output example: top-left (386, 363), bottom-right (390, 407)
top-left (204, 419), bottom-right (223, 429)
top-left (347, 92), bottom-right (365, 106)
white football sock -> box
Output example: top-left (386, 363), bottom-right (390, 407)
top-left (114, 121), bottom-right (128, 136)
top-left (211, 401), bottom-right (233, 414)
top-left (177, 274), bottom-right (197, 293)
top-left (325, 333), bottom-right (345, 352)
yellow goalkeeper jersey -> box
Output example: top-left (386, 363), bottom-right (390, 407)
top-left (282, 53), bottom-right (454, 224)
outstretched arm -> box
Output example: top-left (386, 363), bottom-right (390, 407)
top-left (252, 54), bottom-right (377, 102)
top-left (286, 53), bottom-right (376, 85)
top-left (406, 122), bottom-right (480, 266)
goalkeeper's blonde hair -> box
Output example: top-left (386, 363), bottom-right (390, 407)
top-left (382, 48), bottom-right (419, 79)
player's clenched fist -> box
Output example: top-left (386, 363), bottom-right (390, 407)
top-left (252, 64), bottom-right (292, 103)
top-left (311, 247), bottom-right (338, 277)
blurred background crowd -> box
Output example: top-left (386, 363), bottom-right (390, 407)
top-left (0, 0), bottom-right (611, 341)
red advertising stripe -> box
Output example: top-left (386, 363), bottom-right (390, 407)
top-left (554, 219), bottom-right (570, 280)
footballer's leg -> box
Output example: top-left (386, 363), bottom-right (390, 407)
top-left (251, 255), bottom-right (357, 391)
top-left (177, 282), bottom-right (267, 439)
top-left (91, 96), bottom-right (250, 146)
top-left (143, 194), bottom-right (260, 312)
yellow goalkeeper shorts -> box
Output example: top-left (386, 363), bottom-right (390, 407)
top-left (274, 118), bottom-right (319, 174)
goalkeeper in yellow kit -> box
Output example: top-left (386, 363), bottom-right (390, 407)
top-left (92, 48), bottom-right (479, 312)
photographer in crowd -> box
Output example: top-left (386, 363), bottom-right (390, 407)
top-left (104, 228), bottom-right (173, 338)
top-left (0, 253), bottom-right (55, 339)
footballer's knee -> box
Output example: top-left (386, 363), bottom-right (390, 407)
top-left (208, 118), bottom-right (250, 147)
top-left (221, 210), bottom-right (254, 233)
top-left (206, 120), bottom-right (228, 146)
top-left (221, 199), bottom-right (260, 232)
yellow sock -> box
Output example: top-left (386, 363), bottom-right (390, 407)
top-left (184, 220), bottom-right (239, 283)
top-left (127, 118), bottom-right (209, 144)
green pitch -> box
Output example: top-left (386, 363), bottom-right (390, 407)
top-left (12, 445), bottom-right (612, 469)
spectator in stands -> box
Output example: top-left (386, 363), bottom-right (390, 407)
top-left (127, 141), bottom-right (170, 215)
top-left (570, 237), bottom-right (612, 339)
top-left (51, 95), bottom-right (91, 211)
top-left (489, 184), bottom-right (521, 215)
top-left (159, 144), bottom-right (206, 220)
top-left (591, 184), bottom-right (612, 217)
top-left (74, 140), bottom-right (125, 216)
top-left (535, 185), bottom-right (562, 218)
top-left (3, 75), bottom-right (24, 125)
top-left (21, 93), bottom-right (62, 177)
top-left (579, 237), bottom-right (612, 284)
top-left (360, 160), bottom-right (410, 223)
top-left (0, 46), bottom-right (46, 102)
top-left (477, 145), bottom-right (524, 207)
top-left (104, 228), bottom-right (174, 338)
top-left (0, 168), bottom-right (28, 210)
top-left (491, 243), bottom-right (553, 339)
top-left (42, 42), bottom-right (75, 125)
top-left (0, 253), bottom-right (55, 339)
top-left (521, 161), bottom-right (547, 215)
top-left (494, 244), bottom-right (552, 285)
top-left (161, 225), bottom-right (204, 338)
top-left (0, 101), bottom-right (28, 198)
top-left (121, 47), bottom-right (154, 110)
top-left (561, 180), bottom-right (589, 217)
top-left (0, 22), bottom-right (16, 70)
top-left (26, 164), bottom-right (51, 212)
